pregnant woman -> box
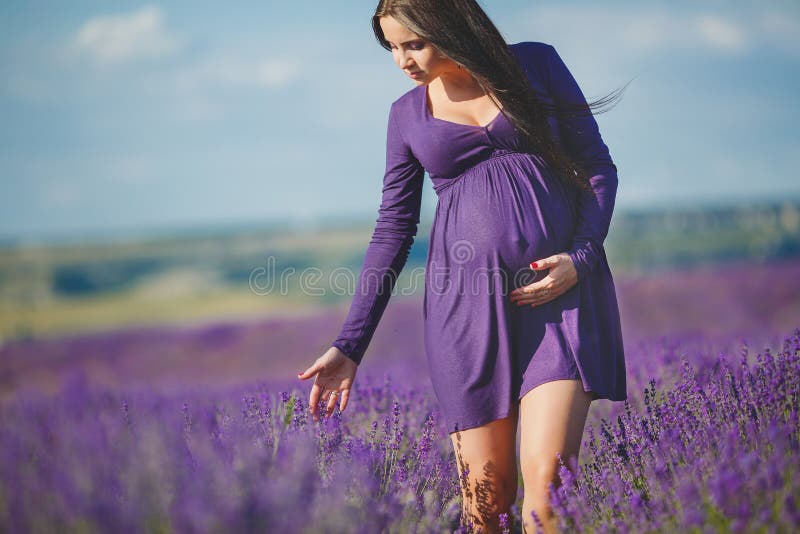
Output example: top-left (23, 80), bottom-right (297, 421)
top-left (299, 1), bottom-right (628, 532)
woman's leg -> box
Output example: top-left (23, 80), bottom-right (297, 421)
top-left (449, 404), bottom-right (519, 533)
top-left (518, 379), bottom-right (593, 534)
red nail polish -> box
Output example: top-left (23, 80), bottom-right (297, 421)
top-left (530, 262), bottom-right (538, 269)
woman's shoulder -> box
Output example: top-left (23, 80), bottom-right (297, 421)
top-left (508, 41), bottom-right (555, 70)
top-left (388, 84), bottom-right (424, 127)
top-left (508, 40), bottom-right (553, 55)
top-left (508, 41), bottom-right (557, 91)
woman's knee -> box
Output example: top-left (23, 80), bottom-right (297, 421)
top-left (520, 454), bottom-right (560, 490)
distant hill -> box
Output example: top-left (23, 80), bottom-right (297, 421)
top-left (1, 199), bottom-right (798, 342)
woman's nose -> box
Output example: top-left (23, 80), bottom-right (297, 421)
top-left (397, 52), bottom-right (413, 68)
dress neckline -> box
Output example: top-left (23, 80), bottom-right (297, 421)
top-left (422, 83), bottom-right (504, 130)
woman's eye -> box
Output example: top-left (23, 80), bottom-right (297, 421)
top-left (389, 41), bottom-right (425, 51)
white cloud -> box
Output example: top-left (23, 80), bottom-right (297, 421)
top-left (694, 15), bottom-right (748, 53)
top-left (169, 54), bottom-right (301, 92)
top-left (518, 4), bottom-right (799, 58)
top-left (73, 5), bottom-right (181, 64)
top-left (255, 58), bottom-right (301, 88)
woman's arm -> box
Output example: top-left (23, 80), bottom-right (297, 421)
top-left (331, 101), bottom-right (425, 365)
top-left (545, 43), bottom-right (619, 282)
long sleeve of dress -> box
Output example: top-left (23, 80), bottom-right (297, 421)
top-left (331, 102), bottom-right (425, 365)
top-left (545, 44), bottom-right (619, 282)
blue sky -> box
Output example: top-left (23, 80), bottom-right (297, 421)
top-left (1, 1), bottom-right (799, 242)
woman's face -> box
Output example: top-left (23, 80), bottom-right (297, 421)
top-left (379, 15), bottom-right (457, 84)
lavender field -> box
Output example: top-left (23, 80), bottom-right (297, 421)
top-left (1, 258), bottom-right (799, 532)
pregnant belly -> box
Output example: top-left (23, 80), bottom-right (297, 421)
top-left (429, 151), bottom-right (577, 278)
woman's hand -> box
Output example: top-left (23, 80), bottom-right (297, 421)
top-left (509, 252), bottom-right (578, 307)
top-left (298, 346), bottom-right (358, 422)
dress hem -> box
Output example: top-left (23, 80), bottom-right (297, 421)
top-left (444, 378), bottom-right (628, 435)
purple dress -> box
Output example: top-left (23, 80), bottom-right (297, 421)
top-left (332, 41), bottom-right (627, 434)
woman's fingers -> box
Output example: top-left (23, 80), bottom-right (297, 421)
top-left (509, 254), bottom-right (570, 307)
top-left (338, 389), bottom-right (350, 413)
top-left (301, 361), bottom-right (322, 420)
top-left (309, 382), bottom-right (323, 421)
top-left (529, 254), bottom-right (557, 270)
top-left (311, 388), bottom-right (349, 421)
top-left (310, 381), bottom-right (349, 421)
top-left (325, 390), bottom-right (340, 418)
top-left (511, 279), bottom-right (556, 302)
top-left (297, 360), bottom-right (321, 380)
top-left (510, 279), bottom-right (562, 306)
top-left (515, 290), bottom-right (556, 306)
top-left (300, 349), bottom-right (355, 422)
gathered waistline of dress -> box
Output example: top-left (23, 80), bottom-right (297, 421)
top-left (432, 149), bottom-right (539, 195)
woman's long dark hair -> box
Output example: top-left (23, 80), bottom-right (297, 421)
top-left (372, 0), bottom-right (630, 195)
